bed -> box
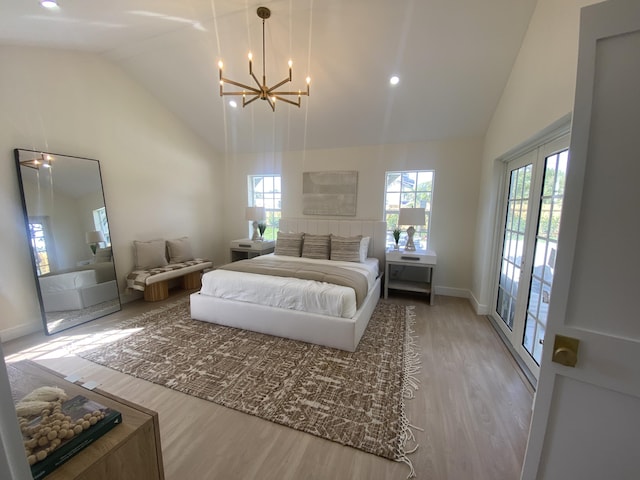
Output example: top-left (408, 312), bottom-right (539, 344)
top-left (38, 261), bottom-right (118, 313)
top-left (190, 219), bottom-right (387, 351)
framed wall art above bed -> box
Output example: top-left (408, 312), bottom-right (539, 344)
top-left (302, 171), bottom-right (358, 216)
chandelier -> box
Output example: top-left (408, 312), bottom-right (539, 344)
top-left (217, 6), bottom-right (310, 111)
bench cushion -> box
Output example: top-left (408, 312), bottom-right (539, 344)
top-left (127, 259), bottom-right (212, 292)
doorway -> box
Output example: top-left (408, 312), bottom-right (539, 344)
top-left (493, 134), bottom-right (569, 379)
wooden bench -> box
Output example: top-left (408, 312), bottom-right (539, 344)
top-left (127, 259), bottom-right (213, 302)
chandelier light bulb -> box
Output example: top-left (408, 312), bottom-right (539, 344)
top-left (248, 52), bottom-right (253, 61)
top-left (40, 0), bottom-right (58, 9)
top-left (218, 60), bottom-right (223, 69)
top-left (306, 76), bottom-right (311, 84)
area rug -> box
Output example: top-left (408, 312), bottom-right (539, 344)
top-left (77, 297), bottom-right (420, 474)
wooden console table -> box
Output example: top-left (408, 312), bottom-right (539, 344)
top-left (7, 361), bottom-right (164, 480)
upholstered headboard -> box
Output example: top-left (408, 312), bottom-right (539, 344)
top-left (278, 218), bottom-right (387, 268)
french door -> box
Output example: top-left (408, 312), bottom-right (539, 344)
top-left (493, 135), bottom-right (569, 378)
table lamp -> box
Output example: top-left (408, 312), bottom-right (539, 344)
top-left (245, 206), bottom-right (266, 241)
top-left (398, 208), bottom-right (425, 251)
top-left (85, 230), bottom-right (105, 255)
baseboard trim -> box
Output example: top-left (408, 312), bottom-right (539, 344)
top-left (434, 286), bottom-right (469, 298)
top-left (0, 322), bottom-right (42, 343)
top-left (469, 291), bottom-right (490, 315)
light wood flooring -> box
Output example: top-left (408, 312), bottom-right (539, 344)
top-left (3, 292), bottom-right (534, 480)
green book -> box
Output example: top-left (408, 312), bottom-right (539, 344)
top-left (27, 395), bottom-right (122, 479)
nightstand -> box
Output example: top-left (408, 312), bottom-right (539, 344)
top-left (229, 239), bottom-right (275, 262)
top-left (384, 249), bottom-right (437, 305)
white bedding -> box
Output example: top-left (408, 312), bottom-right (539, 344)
top-left (200, 254), bottom-right (379, 319)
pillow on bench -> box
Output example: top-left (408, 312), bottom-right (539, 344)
top-left (167, 237), bottom-right (194, 263)
top-left (134, 239), bottom-right (168, 270)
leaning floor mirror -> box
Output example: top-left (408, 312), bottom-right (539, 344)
top-left (14, 149), bottom-right (121, 335)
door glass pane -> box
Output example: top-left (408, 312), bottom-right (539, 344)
top-left (523, 150), bottom-right (568, 364)
top-left (496, 164), bottom-right (532, 330)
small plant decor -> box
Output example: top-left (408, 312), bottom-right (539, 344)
top-left (258, 222), bottom-right (268, 239)
top-left (392, 227), bottom-right (401, 248)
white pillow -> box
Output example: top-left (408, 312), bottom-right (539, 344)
top-left (359, 236), bottom-right (370, 262)
top-left (134, 239), bottom-right (168, 270)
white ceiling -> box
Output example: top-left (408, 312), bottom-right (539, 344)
top-left (1, 0), bottom-right (537, 155)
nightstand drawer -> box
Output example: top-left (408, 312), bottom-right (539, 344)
top-left (386, 249), bottom-right (437, 265)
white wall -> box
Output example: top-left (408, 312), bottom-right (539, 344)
top-left (471, 0), bottom-right (600, 313)
top-left (0, 46), bottom-right (224, 341)
top-left (222, 138), bottom-right (483, 294)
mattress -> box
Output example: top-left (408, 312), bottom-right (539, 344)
top-left (200, 255), bottom-right (379, 319)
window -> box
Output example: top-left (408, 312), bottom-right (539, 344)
top-left (92, 207), bottom-right (111, 246)
top-left (248, 175), bottom-right (281, 241)
top-left (28, 217), bottom-right (54, 275)
top-left (384, 170), bottom-right (434, 250)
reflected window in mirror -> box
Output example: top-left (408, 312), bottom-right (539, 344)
top-left (14, 149), bottom-right (121, 335)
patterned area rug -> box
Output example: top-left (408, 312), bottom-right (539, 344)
top-left (77, 298), bottom-right (420, 473)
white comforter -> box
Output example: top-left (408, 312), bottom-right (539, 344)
top-left (200, 255), bottom-right (379, 319)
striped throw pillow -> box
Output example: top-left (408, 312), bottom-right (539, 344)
top-left (301, 234), bottom-right (331, 260)
top-left (274, 232), bottom-right (304, 257)
top-left (330, 235), bottom-right (362, 263)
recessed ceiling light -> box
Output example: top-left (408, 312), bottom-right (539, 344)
top-left (390, 76), bottom-right (400, 86)
top-left (229, 100), bottom-right (238, 108)
top-left (40, 0), bottom-right (59, 9)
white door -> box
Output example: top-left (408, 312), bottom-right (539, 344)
top-left (521, 1), bottom-right (640, 479)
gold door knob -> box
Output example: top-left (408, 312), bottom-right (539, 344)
top-left (551, 335), bottom-right (580, 367)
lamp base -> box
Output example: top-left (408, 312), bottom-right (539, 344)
top-left (251, 221), bottom-right (260, 241)
top-left (404, 226), bottom-right (417, 251)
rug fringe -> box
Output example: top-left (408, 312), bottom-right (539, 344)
top-left (395, 305), bottom-right (422, 479)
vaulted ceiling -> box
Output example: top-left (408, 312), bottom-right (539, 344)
top-left (1, 0), bottom-right (537, 154)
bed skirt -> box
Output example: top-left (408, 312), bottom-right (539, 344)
top-left (190, 276), bottom-right (381, 352)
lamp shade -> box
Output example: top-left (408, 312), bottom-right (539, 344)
top-left (85, 230), bottom-right (105, 244)
top-left (245, 206), bottom-right (266, 221)
top-left (398, 208), bottom-right (425, 226)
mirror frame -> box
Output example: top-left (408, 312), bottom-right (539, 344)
top-left (14, 148), bottom-right (120, 335)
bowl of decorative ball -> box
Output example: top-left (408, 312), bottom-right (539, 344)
top-left (15, 386), bottom-right (108, 467)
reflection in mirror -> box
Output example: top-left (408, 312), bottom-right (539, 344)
top-left (14, 149), bottom-right (121, 335)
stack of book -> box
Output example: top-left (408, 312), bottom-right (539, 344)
top-left (22, 395), bottom-right (122, 479)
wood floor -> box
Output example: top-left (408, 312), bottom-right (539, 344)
top-left (3, 293), bottom-right (534, 480)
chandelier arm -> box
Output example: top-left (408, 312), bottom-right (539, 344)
top-left (249, 71), bottom-right (263, 90)
top-left (271, 95), bottom-right (301, 107)
top-left (269, 90), bottom-right (309, 96)
top-left (243, 94), bottom-right (261, 107)
top-left (267, 76), bottom-right (292, 92)
top-left (220, 78), bottom-right (261, 94)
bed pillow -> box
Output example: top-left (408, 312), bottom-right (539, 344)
top-left (275, 232), bottom-right (304, 257)
top-left (94, 246), bottom-right (112, 263)
top-left (134, 239), bottom-right (168, 270)
top-left (301, 234), bottom-right (331, 260)
top-left (167, 236), bottom-right (194, 263)
top-left (330, 235), bottom-right (363, 263)
top-left (359, 236), bottom-right (371, 263)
